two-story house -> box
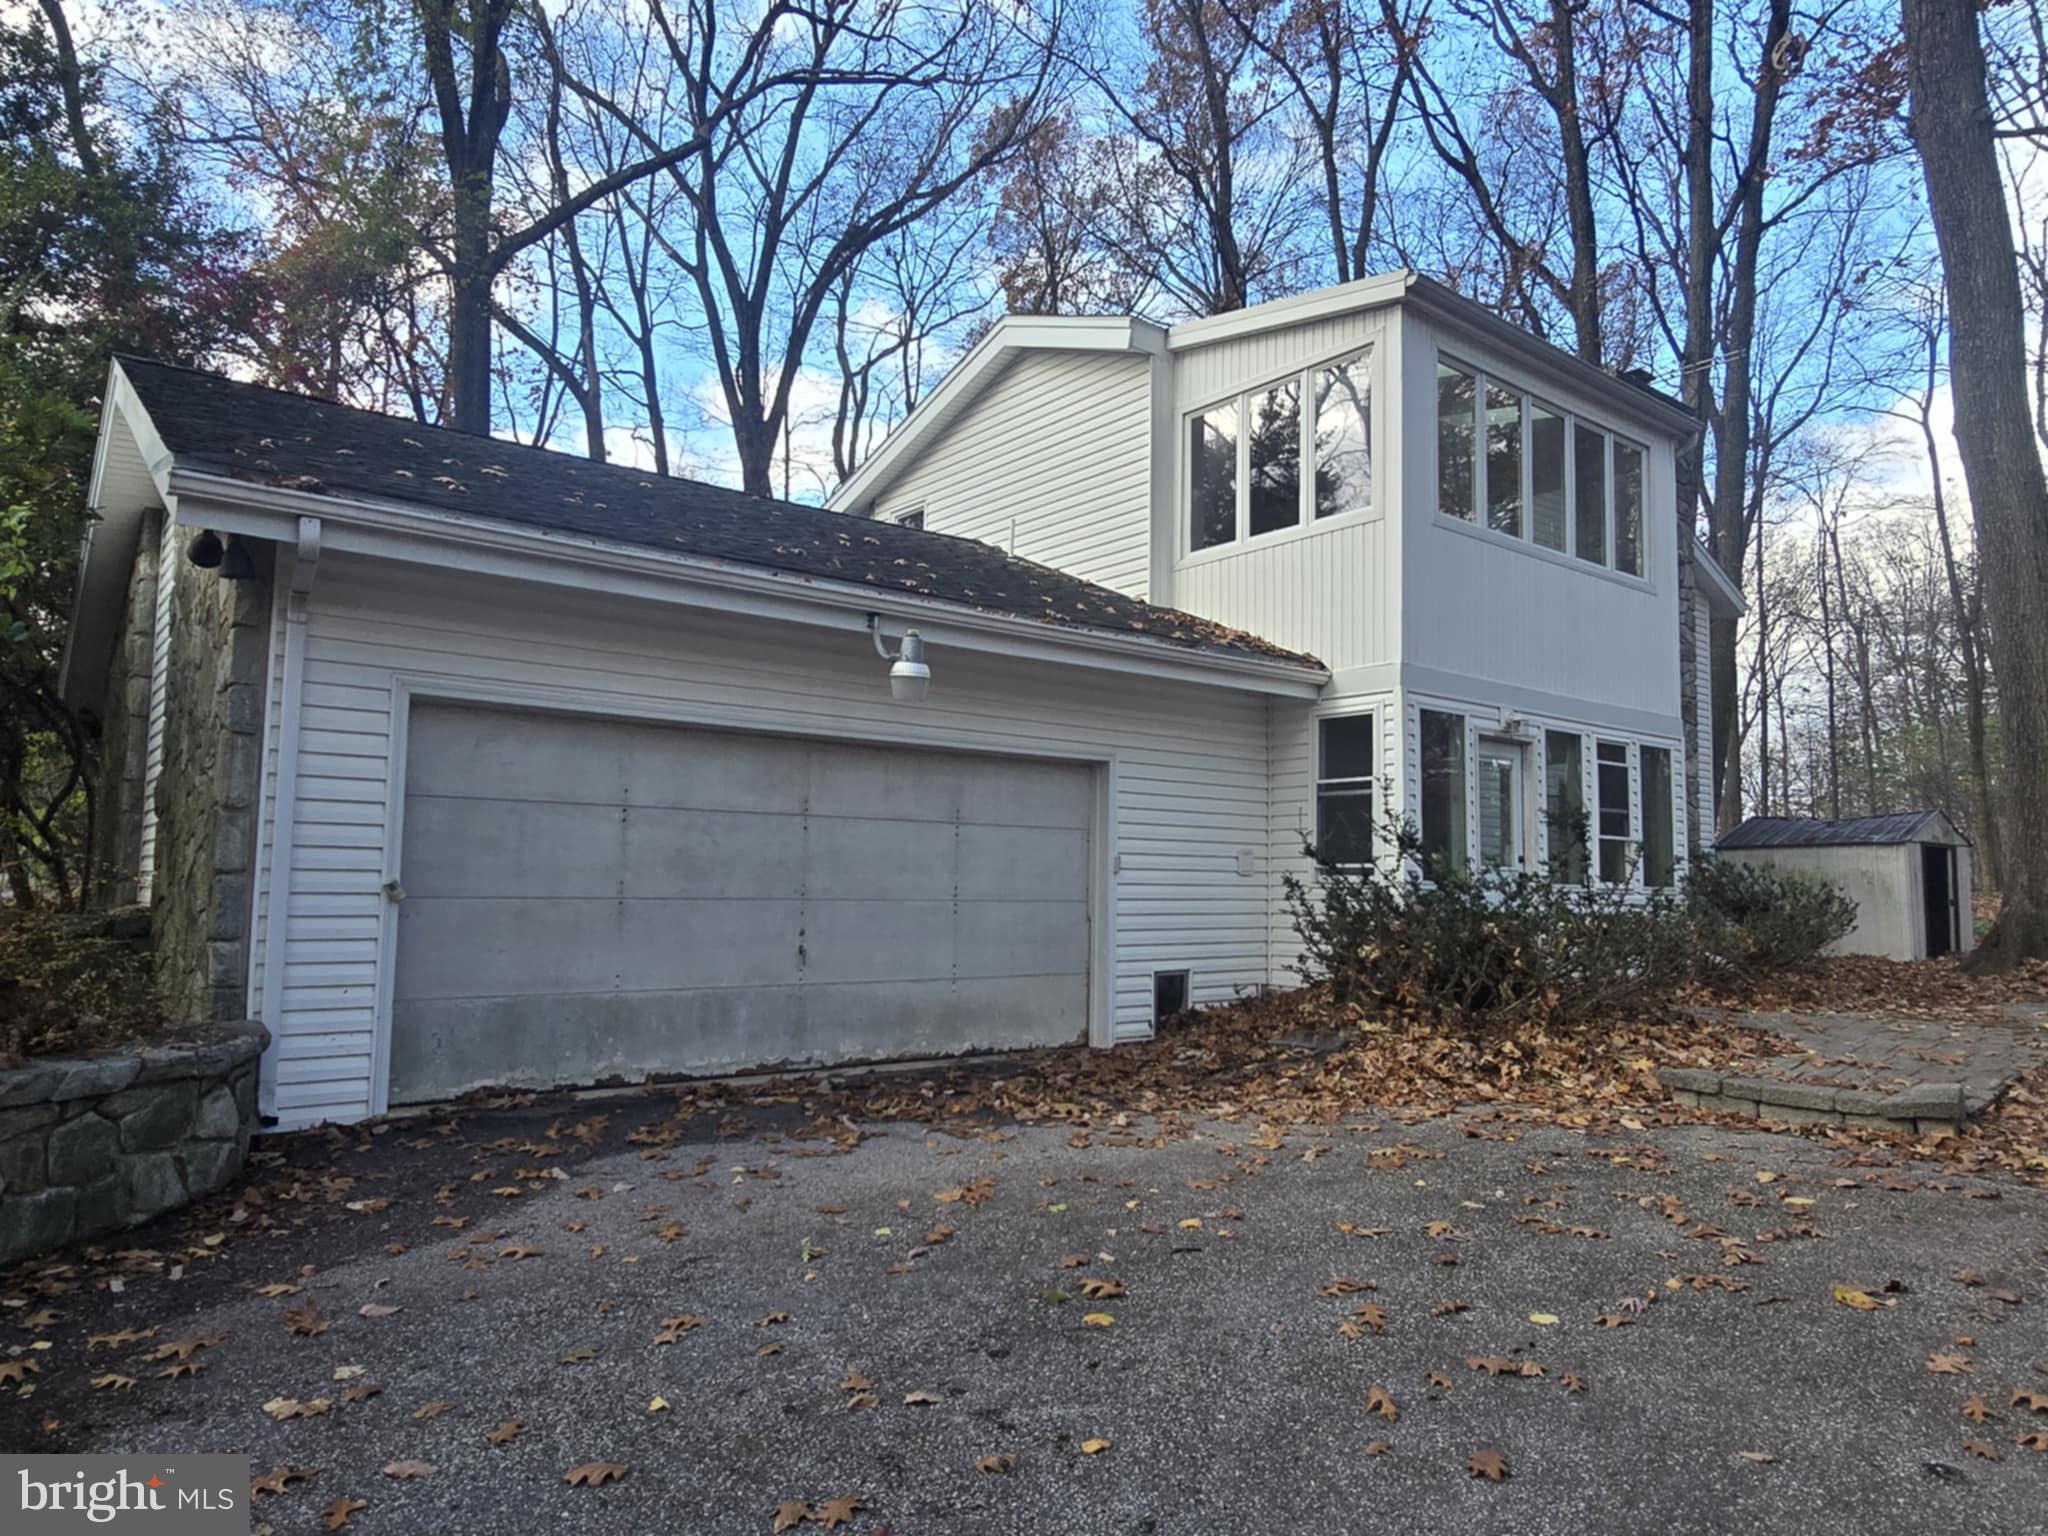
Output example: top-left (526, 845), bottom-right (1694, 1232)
top-left (64, 272), bottom-right (1738, 1128)
top-left (832, 271), bottom-right (1743, 936)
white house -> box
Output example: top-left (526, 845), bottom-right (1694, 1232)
top-left (63, 272), bottom-right (1740, 1130)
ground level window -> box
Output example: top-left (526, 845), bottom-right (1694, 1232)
top-left (1596, 740), bottom-right (1632, 884)
top-left (1641, 745), bottom-right (1674, 887)
top-left (1315, 714), bottom-right (1375, 864)
top-left (1544, 731), bottom-right (1587, 883)
top-left (1420, 710), bottom-right (1467, 877)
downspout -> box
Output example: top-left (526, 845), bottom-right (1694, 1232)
top-left (255, 516), bottom-right (321, 1120)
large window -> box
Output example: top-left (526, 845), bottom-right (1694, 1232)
top-left (1420, 710), bottom-right (1467, 877)
top-left (1543, 730), bottom-right (1587, 884)
top-left (1436, 355), bottom-right (1648, 575)
top-left (1315, 714), bottom-right (1375, 865)
top-left (1190, 402), bottom-right (1239, 551)
top-left (1641, 745), bottom-right (1674, 888)
top-left (1596, 740), bottom-right (1632, 885)
top-left (1437, 364), bottom-right (1476, 522)
top-left (1188, 351), bottom-right (1372, 550)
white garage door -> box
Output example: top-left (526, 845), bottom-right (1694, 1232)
top-left (388, 703), bottom-right (1094, 1104)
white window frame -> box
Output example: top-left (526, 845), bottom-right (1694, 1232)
top-left (1594, 738), bottom-right (1638, 888)
top-left (893, 505), bottom-right (926, 530)
top-left (1182, 346), bottom-right (1375, 559)
top-left (1313, 709), bottom-right (1377, 867)
top-left (1435, 350), bottom-right (1653, 588)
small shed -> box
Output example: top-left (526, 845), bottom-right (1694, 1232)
top-left (1715, 812), bottom-right (1973, 962)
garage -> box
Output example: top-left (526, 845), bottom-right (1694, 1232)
top-left (388, 702), bottom-right (1097, 1104)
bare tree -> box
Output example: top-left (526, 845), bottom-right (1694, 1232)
top-left (1903, 0), bottom-right (2048, 965)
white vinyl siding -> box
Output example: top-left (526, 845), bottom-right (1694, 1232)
top-left (253, 555), bottom-right (1277, 1128)
top-left (137, 510), bottom-right (177, 898)
top-left (873, 350), bottom-right (1154, 597)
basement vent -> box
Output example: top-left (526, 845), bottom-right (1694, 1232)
top-left (1153, 970), bottom-right (1190, 1027)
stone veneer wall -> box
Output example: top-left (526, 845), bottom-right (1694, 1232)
top-left (152, 544), bottom-right (273, 1023)
top-left (0, 1021), bottom-right (266, 1264)
top-left (90, 508), bottom-right (162, 907)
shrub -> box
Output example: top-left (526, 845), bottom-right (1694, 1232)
top-left (0, 911), bottom-right (163, 1062)
top-left (1684, 855), bottom-right (1857, 984)
top-left (1284, 822), bottom-right (1854, 1029)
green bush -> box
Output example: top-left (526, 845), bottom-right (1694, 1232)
top-left (0, 911), bottom-right (163, 1062)
top-left (1283, 822), bottom-right (1853, 1028)
top-left (1684, 855), bottom-right (1858, 984)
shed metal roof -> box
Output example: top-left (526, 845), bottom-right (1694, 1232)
top-left (1715, 811), bottom-right (1967, 850)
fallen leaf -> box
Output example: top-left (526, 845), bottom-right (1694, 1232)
top-left (1081, 1312), bottom-right (1116, 1328)
top-left (1831, 1285), bottom-right (1884, 1311)
top-left (321, 1496), bottom-right (367, 1530)
top-left (262, 1396), bottom-right (334, 1421)
top-left (1364, 1440), bottom-right (1391, 1456)
top-left (2018, 1431), bottom-right (2048, 1452)
top-left (1928, 1353), bottom-right (1974, 1375)
top-left (814, 1494), bottom-right (865, 1529)
top-left (1466, 1448), bottom-right (1511, 1481)
top-left (560, 1346), bottom-right (597, 1364)
top-left (1079, 1438), bottom-right (1112, 1455)
top-left (1080, 1278), bottom-right (1126, 1299)
top-left (653, 1314), bottom-right (706, 1344)
top-left (903, 1389), bottom-right (942, 1406)
top-left (412, 1400), bottom-right (455, 1421)
top-left (250, 1467), bottom-right (315, 1500)
top-left (382, 1461), bottom-right (436, 1480)
top-left (1964, 1440), bottom-right (2001, 1461)
top-left (1528, 1312), bottom-right (1560, 1326)
top-left (1737, 1451), bottom-right (1776, 1464)
top-left (1366, 1385), bottom-right (1398, 1422)
top-left (1963, 1395), bottom-right (1997, 1424)
top-left (359, 1303), bottom-right (401, 1319)
top-left (486, 1421), bottom-right (524, 1446)
top-left (977, 1452), bottom-right (1016, 1474)
top-left (284, 1302), bottom-right (330, 1338)
top-left (90, 1374), bottom-right (137, 1392)
top-left (564, 1461), bottom-right (627, 1487)
top-left (647, 1395), bottom-right (670, 1414)
top-left (772, 1501), bottom-right (811, 1533)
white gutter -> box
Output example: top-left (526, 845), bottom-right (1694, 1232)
top-left (165, 468), bottom-right (1329, 699)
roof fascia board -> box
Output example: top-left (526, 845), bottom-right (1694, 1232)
top-left (58, 361), bottom-right (179, 706)
top-left (1162, 270), bottom-right (1414, 351)
top-left (1689, 537), bottom-right (1746, 617)
top-left (168, 469), bottom-right (1328, 698)
top-left (826, 315), bottom-right (1162, 512)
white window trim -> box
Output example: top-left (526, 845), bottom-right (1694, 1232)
top-left (1313, 707), bottom-right (1378, 866)
top-left (1434, 350), bottom-right (1653, 588)
top-left (892, 505), bottom-right (927, 530)
top-left (1181, 345), bottom-right (1377, 562)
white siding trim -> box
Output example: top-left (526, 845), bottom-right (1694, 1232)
top-left (137, 509), bottom-right (176, 898)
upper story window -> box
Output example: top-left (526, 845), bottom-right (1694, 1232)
top-left (1438, 355), bottom-right (1646, 578)
top-left (894, 507), bottom-right (926, 530)
top-left (1188, 351), bottom-right (1372, 552)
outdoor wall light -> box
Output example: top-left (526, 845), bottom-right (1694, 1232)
top-left (867, 613), bottom-right (931, 703)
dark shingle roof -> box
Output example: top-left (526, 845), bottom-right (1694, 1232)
top-left (1716, 812), bottom-right (1964, 850)
top-left (116, 357), bottom-right (1319, 669)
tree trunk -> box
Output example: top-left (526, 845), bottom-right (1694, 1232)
top-left (1904, 0), bottom-right (2048, 967)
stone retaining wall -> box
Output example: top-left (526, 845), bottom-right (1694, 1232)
top-left (0, 1021), bottom-right (267, 1264)
top-left (1659, 1066), bottom-right (1966, 1136)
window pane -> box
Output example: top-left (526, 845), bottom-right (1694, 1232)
top-left (1596, 740), bottom-right (1631, 884)
top-left (1530, 404), bottom-right (1566, 551)
top-left (1477, 752), bottom-right (1518, 868)
top-left (1420, 710), bottom-right (1467, 877)
top-left (1544, 730), bottom-right (1587, 883)
top-left (1248, 378), bottom-right (1302, 536)
top-left (895, 508), bottom-right (925, 530)
top-left (1319, 714), bottom-right (1374, 781)
top-left (1574, 423), bottom-right (1606, 566)
top-left (1437, 364), bottom-right (1476, 520)
top-left (1485, 384), bottom-right (1523, 536)
top-left (1190, 403), bottom-right (1238, 550)
top-left (1312, 358), bottom-right (1371, 517)
top-left (1641, 746), bottom-right (1674, 888)
top-left (1317, 789), bottom-right (1374, 865)
top-left (1614, 440), bottom-right (1644, 575)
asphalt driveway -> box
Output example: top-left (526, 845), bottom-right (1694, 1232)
top-left (3, 1087), bottom-right (2045, 1534)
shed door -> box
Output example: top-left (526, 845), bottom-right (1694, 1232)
top-left (1921, 843), bottom-right (1955, 958)
top-left (389, 703), bottom-right (1093, 1105)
